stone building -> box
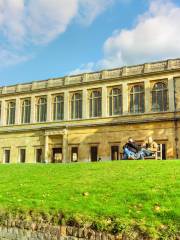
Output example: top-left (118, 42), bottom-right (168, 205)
top-left (0, 58), bottom-right (180, 163)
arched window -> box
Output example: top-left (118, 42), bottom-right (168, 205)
top-left (130, 85), bottom-right (144, 113)
top-left (21, 99), bottom-right (31, 124)
top-left (152, 82), bottom-right (168, 112)
top-left (89, 90), bottom-right (102, 118)
top-left (37, 97), bottom-right (47, 122)
top-left (7, 101), bottom-right (16, 125)
top-left (71, 92), bottom-right (82, 119)
top-left (53, 95), bottom-right (64, 121)
top-left (109, 88), bottom-right (122, 116)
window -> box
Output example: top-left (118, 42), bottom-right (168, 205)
top-left (19, 149), bottom-right (26, 163)
top-left (21, 99), bottom-right (31, 124)
top-left (4, 149), bottom-right (10, 163)
top-left (71, 92), bottom-right (82, 119)
top-left (53, 95), bottom-right (64, 121)
top-left (7, 101), bottom-right (16, 125)
top-left (71, 147), bottom-right (78, 162)
top-left (36, 148), bottom-right (42, 163)
top-left (130, 85), bottom-right (144, 113)
top-left (37, 97), bottom-right (47, 122)
top-left (109, 88), bottom-right (122, 116)
top-left (152, 82), bottom-right (168, 112)
top-left (89, 90), bottom-right (102, 118)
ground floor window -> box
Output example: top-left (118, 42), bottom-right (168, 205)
top-left (71, 147), bottom-right (78, 162)
top-left (19, 149), bottom-right (26, 163)
top-left (90, 146), bottom-right (98, 162)
top-left (4, 149), bottom-right (10, 163)
top-left (111, 146), bottom-right (119, 160)
top-left (36, 148), bottom-right (42, 163)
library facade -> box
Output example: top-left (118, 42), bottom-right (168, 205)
top-left (1, 59), bottom-right (180, 163)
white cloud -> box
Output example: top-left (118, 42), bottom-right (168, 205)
top-left (99, 0), bottom-right (180, 68)
top-left (27, 0), bottom-right (78, 44)
top-left (70, 62), bottom-right (95, 75)
top-left (0, 0), bottom-right (25, 45)
top-left (77, 0), bottom-right (115, 25)
top-left (0, 0), bottom-right (114, 68)
top-left (0, 46), bottom-right (31, 67)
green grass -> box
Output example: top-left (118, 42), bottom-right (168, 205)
top-left (0, 160), bottom-right (179, 238)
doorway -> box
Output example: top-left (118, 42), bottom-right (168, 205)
top-left (36, 148), bottom-right (42, 163)
top-left (71, 147), bottom-right (78, 162)
top-left (4, 149), bottom-right (10, 163)
top-left (111, 146), bottom-right (119, 160)
top-left (52, 148), bottom-right (62, 163)
top-left (20, 149), bottom-right (26, 163)
top-left (90, 146), bottom-right (98, 162)
top-left (157, 144), bottom-right (166, 160)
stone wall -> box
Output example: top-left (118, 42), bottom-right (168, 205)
top-left (0, 225), bottom-right (118, 240)
top-left (0, 220), bottom-right (179, 240)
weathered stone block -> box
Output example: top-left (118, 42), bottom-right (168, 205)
top-left (66, 226), bottom-right (74, 236)
top-left (60, 225), bottom-right (67, 236)
top-left (95, 231), bottom-right (102, 240)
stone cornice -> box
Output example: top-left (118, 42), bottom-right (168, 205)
top-left (0, 58), bottom-right (180, 97)
top-left (0, 111), bottom-right (179, 133)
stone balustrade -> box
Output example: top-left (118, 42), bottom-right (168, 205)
top-left (0, 58), bottom-right (180, 96)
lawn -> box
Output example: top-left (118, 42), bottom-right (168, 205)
top-left (0, 160), bottom-right (179, 238)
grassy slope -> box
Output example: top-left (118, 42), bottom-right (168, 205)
top-left (0, 160), bottom-right (179, 237)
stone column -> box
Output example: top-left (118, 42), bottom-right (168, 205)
top-left (168, 76), bottom-right (175, 112)
top-left (64, 91), bottom-right (69, 121)
top-left (15, 97), bottom-right (21, 125)
top-left (62, 129), bottom-right (68, 163)
top-left (102, 85), bottom-right (108, 117)
top-left (44, 134), bottom-right (49, 163)
top-left (31, 95), bottom-right (36, 123)
top-left (144, 80), bottom-right (151, 113)
top-left (1, 99), bottom-right (6, 126)
top-left (83, 88), bottom-right (88, 119)
top-left (122, 82), bottom-right (128, 115)
top-left (47, 94), bottom-right (52, 122)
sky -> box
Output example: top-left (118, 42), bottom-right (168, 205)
top-left (0, 0), bottom-right (180, 86)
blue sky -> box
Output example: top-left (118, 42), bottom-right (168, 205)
top-left (0, 0), bottom-right (180, 86)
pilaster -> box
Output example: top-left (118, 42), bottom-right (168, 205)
top-left (44, 135), bottom-right (49, 163)
top-left (62, 129), bottom-right (68, 163)
top-left (102, 86), bottom-right (108, 117)
top-left (64, 91), bottom-right (69, 121)
top-left (31, 95), bottom-right (36, 123)
top-left (122, 82), bottom-right (128, 114)
top-left (1, 99), bottom-right (6, 126)
top-left (168, 76), bottom-right (175, 112)
top-left (144, 80), bottom-right (151, 113)
top-left (15, 97), bottom-right (20, 125)
top-left (47, 94), bottom-right (52, 122)
top-left (83, 88), bottom-right (88, 119)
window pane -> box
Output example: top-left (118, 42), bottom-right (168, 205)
top-left (54, 96), bottom-right (64, 121)
top-left (71, 93), bottom-right (82, 119)
top-left (152, 82), bottom-right (168, 112)
top-left (37, 98), bottom-right (47, 122)
top-left (22, 100), bottom-right (31, 124)
top-left (89, 91), bottom-right (102, 118)
top-left (7, 102), bottom-right (16, 125)
top-left (130, 85), bottom-right (144, 113)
